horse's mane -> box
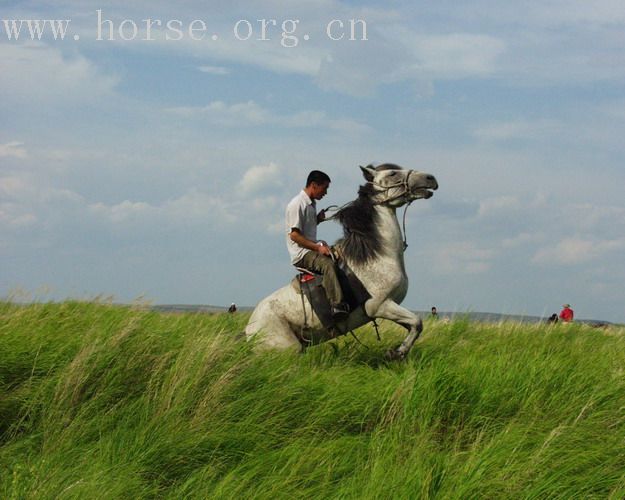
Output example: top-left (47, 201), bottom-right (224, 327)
top-left (335, 183), bottom-right (381, 265)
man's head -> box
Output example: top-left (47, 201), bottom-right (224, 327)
top-left (305, 170), bottom-right (331, 200)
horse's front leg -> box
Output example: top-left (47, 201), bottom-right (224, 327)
top-left (364, 298), bottom-right (423, 360)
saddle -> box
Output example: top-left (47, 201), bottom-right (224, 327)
top-left (292, 252), bottom-right (370, 331)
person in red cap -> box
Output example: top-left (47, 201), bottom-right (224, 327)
top-left (559, 304), bottom-right (574, 322)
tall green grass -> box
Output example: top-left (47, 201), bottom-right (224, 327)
top-left (2, 301), bottom-right (625, 499)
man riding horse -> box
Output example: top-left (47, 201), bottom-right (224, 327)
top-left (285, 170), bottom-right (349, 321)
top-left (247, 163), bottom-right (438, 359)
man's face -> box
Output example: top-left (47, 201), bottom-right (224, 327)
top-left (311, 181), bottom-right (330, 200)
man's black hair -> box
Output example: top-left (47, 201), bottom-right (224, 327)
top-left (306, 170), bottom-right (331, 187)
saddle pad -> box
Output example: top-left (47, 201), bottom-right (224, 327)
top-left (299, 274), bottom-right (335, 330)
top-left (293, 260), bottom-right (372, 332)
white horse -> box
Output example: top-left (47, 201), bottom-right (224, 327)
top-left (245, 164), bottom-right (438, 360)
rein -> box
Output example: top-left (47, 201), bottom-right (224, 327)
top-left (400, 201), bottom-right (412, 251)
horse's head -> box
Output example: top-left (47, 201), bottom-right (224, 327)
top-left (360, 164), bottom-right (438, 207)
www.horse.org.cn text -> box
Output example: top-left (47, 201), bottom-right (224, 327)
top-left (1, 10), bottom-right (368, 47)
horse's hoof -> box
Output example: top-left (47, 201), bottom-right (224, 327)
top-left (385, 349), bottom-right (406, 361)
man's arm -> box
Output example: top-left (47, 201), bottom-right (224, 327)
top-left (289, 229), bottom-right (331, 256)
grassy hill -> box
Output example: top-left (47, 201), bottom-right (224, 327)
top-left (2, 301), bottom-right (625, 499)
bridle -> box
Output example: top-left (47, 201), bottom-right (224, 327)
top-left (367, 169), bottom-right (417, 206)
top-left (324, 169), bottom-right (421, 252)
top-left (367, 169), bottom-right (421, 251)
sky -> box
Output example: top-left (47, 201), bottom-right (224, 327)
top-left (1, 1), bottom-right (625, 323)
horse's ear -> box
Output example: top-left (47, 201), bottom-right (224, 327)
top-left (360, 165), bottom-right (375, 182)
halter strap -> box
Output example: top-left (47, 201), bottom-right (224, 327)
top-left (368, 170), bottom-right (414, 249)
top-left (323, 170), bottom-right (416, 252)
top-left (367, 169), bottom-right (416, 206)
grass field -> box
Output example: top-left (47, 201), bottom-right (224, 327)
top-left (2, 300), bottom-right (625, 499)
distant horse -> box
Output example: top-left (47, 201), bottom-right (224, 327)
top-left (245, 164), bottom-right (439, 360)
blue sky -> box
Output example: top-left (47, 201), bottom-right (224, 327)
top-left (2, 1), bottom-right (625, 322)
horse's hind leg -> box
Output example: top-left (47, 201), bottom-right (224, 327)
top-left (245, 311), bottom-right (302, 353)
top-left (365, 298), bottom-right (423, 360)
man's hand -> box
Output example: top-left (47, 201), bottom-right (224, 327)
top-left (317, 241), bottom-right (331, 256)
top-left (290, 229), bottom-right (330, 255)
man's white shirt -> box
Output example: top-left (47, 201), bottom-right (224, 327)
top-left (285, 189), bottom-right (318, 264)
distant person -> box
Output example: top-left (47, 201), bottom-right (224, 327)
top-left (228, 303), bottom-right (237, 314)
top-left (431, 306), bottom-right (438, 319)
top-left (547, 313), bottom-right (559, 324)
top-left (559, 304), bottom-right (574, 323)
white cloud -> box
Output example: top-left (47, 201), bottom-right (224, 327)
top-left (164, 189), bottom-right (237, 222)
top-left (198, 65), bottom-right (230, 75)
top-left (434, 241), bottom-right (496, 274)
top-left (473, 119), bottom-right (562, 142)
top-left (0, 43), bottom-right (118, 105)
top-left (431, 1), bottom-right (625, 34)
top-left (238, 162), bottom-right (282, 194)
top-left (315, 28), bottom-right (506, 95)
top-left (532, 237), bottom-right (625, 265)
top-left (0, 175), bottom-right (83, 205)
top-left (167, 100), bottom-right (370, 134)
top-left (501, 232), bottom-right (544, 249)
top-left (85, 187), bottom-right (289, 232)
top-left (412, 33), bottom-right (506, 78)
top-left (328, 119), bottom-right (372, 135)
top-left (89, 200), bottom-right (157, 223)
top-left (0, 174), bottom-right (84, 229)
top-left (168, 100), bottom-right (269, 125)
top-left (89, 189), bottom-right (238, 225)
top-left (0, 166), bottom-right (284, 237)
top-left (568, 203), bottom-right (625, 230)
top-left (266, 219), bottom-right (284, 234)
top-left (0, 188), bottom-right (38, 227)
top-left (0, 176), bottom-right (30, 198)
top-left (281, 111), bottom-right (372, 135)
top-left (478, 195), bottom-right (521, 217)
top-left (0, 209), bottom-right (37, 228)
top-left (4, 0), bottom-right (624, 104)
top-left (0, 141), bottom-right (27, 159)
top-left (7, 0), bottom-right (399, 92)
top-left (526, 0), bottom-right (625, 26)
top-left (315, 42), bottom-right (402, 97)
